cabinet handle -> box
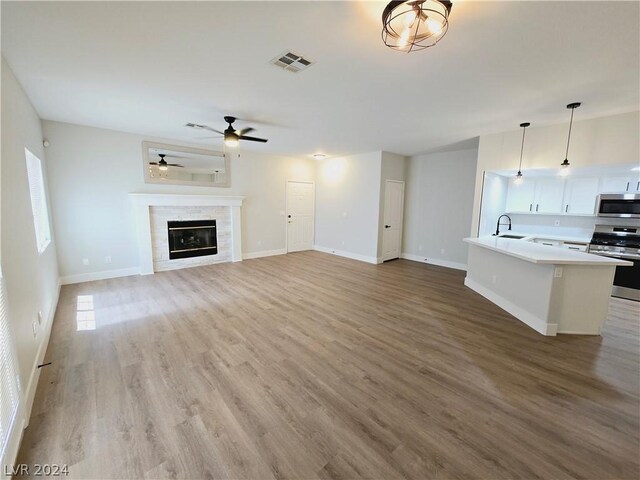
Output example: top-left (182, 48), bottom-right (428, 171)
top-left (536, 204), bottom-right (539, 212)
top-left (565, 204), bottom-right (568, 213)
top-left (568, 247), bottom-right (580, 250)
top-left (529, 204), bottom-right (532, 212)
top-left (626, 182), bottom-right (630, 191)
top-left (637, 181), bottom-right (639, 191)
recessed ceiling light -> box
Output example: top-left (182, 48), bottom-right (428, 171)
top-left (313, 153), bottom-right (327, 160)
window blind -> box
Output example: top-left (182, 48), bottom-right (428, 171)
top-left (0, 267), bottom-right (21, 466)
top-left (25, 148), bottom-right (52, 254)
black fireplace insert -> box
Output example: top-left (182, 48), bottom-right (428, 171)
top-left (167, 220), bottom-right (217, 260)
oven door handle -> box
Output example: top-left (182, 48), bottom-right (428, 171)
top-left (590, 251), bottom-right (640, 261)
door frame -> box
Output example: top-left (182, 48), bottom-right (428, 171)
top-left (382, 179), bottom-right (405, 262)
top-left (285, 179), bottom-right (315, 253)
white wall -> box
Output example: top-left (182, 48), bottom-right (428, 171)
top-left (403, 148), bottom-right (478, 269)
top-left (471, 111), bottom-right (640, 236)
top-left (42, 121), bottom-right (315, 281)
top-left (315, 152), bottom-right (382, 263)
top-left (1, 58), bottom-right (60, 452)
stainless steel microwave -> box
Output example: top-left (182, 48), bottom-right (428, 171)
top-left (596, 193), bottom-right (640, 218)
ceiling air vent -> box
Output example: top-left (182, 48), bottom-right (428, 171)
top-left (270, 51), bottom-right (314, 73)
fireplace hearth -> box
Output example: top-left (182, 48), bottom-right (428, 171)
top-left (167, 220), bottom-right (217, 260)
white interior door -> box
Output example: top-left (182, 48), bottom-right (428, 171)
top-left (286, 181), bottom-right (314, 253)
top-left (382, 180), bottom-right (405, 262)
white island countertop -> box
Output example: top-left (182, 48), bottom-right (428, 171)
top-left (464, 237), bottom-right (632, 266)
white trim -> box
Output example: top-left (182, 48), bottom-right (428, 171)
top-left (285, 180), bottom-right (315, 253)
top-left (128, 193), bottom-right (244, 207)
top-left (243, 249), bottom-right (287, 260)
top-left (129, 194), bottom-right (245, 274)
top-left (464, 277), bottom-right (557, 336)
top-left (313, 245), bottom-right (378, 265)
top-left (401, 253), bottom-right (467, 271)
top-left (60, 267), bottom-right (140, 285)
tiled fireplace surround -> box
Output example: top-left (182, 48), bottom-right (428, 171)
top-left (130, 194), bottom-right (244, 274)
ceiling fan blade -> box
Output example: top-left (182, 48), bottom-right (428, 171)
top-left (186, 123), bottom-right (224, 135)
top-left (168, 164), bottom-right (184, 167)
top-left (237, 127), bottom-right (255, 136)
top-left (148, 162), bottom-right (159, 165)
top-left (239, 135), bottom-right (268, 143)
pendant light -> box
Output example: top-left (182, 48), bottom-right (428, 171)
top-left (514, 122), bottom-right (530, 185)
top-left (560, 102), bottom-right (581, 176)
top-left (382, 0), bottom-right (453, 52)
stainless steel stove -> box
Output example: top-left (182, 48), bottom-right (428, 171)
top-left (589, 224), bottom-right (640, 301)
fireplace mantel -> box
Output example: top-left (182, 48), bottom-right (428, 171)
top-left (129, 193), bottom-right (245, 274)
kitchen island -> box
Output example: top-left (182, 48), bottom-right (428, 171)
top-left (463, 237), bottom-right (632, 336)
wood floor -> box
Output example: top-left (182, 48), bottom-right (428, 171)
top-left (17, 251), bottom-right (640, 479)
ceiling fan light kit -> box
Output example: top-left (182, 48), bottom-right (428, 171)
top-left (382, 0), bottom-right (452, 52)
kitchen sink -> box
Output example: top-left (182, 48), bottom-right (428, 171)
top-left (499, 234), bottom-right (526, 239)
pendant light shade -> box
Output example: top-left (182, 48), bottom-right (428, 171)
top-left (561, 102), bottom-right (581, 174)
top-left (382, 0), bottom-right (452, 52)
top-left (514, 122), bottom-right (530, 184)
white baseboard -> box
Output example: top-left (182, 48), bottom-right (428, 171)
top-left (401, 253), bottom-right (467, 271)
top-left (464, 277), bottom-right (557, 336)
top-left (60, 267), bottom-right (140, 285)
top-left (313, 245), bottom-right (378, 265)
top-left (243, 248), bottom-right (287, 260)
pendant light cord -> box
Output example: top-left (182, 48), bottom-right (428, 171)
top-left (565, 107), bottom-right (575, 160)
top-left (518, 125), bottom-right (527, 171)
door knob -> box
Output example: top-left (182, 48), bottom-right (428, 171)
top-left (385, 225), bottom-right (391, 229)
top-left (287, 214), bottom-right (291, 218)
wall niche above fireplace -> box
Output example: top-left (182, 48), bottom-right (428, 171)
top-left (168, 220), bottom-right (218, 259)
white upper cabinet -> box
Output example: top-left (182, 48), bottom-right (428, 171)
top-left (600, 175), bottom-right (635, 193)
top-left (564, 177), bottom-right (600, 214)
top-left (504, 170), bottom-right (639, 216)
top-left (533, 178), bottom-right (565, 214)
top-left (506, 177), bottom-right (535, 213)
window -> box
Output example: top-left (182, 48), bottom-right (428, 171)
top-left (25, 148), bottom-right (52, 253)
top-left (0, 267), bottom-right (21, 467)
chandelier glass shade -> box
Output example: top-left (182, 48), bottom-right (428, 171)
top-left (382, 0), bottom-right (453, 52)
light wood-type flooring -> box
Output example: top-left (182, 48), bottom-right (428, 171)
top-left (16, 251), bottom-right (640, 479)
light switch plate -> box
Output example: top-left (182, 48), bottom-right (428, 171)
top-left (554, 267), bottom-right (563, 278)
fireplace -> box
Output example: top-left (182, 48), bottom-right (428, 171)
top-left (167, 220), bottom-right (217, 260)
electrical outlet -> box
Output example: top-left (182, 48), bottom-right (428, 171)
top-left (32, 320), bottom-right (38, 338)
top-left (440, 249), bottom-right (446, 255)
top-left (554, 267), bottom-right (563, 278)
top-left (418, 244), bottom-right (423, 251)
top-left (257, 240), bottom-right (262, 247)
top-left (492, 275), bottom-right (497, 284)
top-left (554, 220), bottom-right (561, 227)
top-left (105, 255), bottom-right (112, 264)
top-left (82, 258), bottom-right (90, 266)
top-left (37, 311), bottom-right (43, 325)
top-left (341, 241), bottom-right (345, 246)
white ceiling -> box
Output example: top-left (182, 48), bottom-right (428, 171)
top-left (2, 1), bottom-right (639, 158)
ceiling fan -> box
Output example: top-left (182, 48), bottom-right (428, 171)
top-left (186, 116), bottom-right (268, 147)
top-left (148, 153), bottom-right (184, 171)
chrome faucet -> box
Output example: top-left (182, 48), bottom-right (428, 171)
top-left (494, 215), bottom-right (512, 236)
